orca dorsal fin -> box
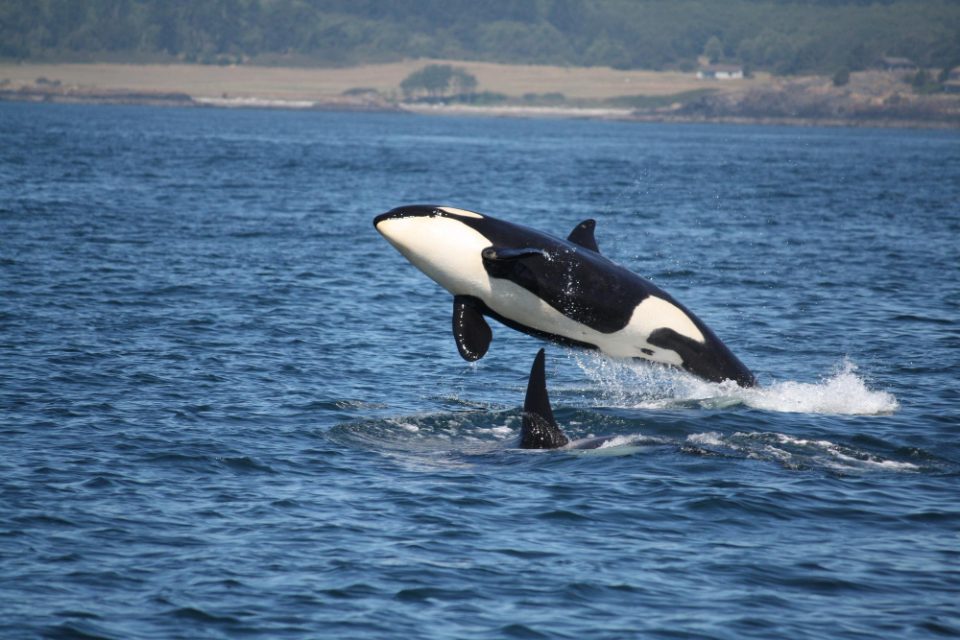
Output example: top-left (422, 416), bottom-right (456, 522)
top-left (521, 349), bottom-right (569, 449)
top-left (453, 295), bottom-right (492, 361)
top-left (566, 219), bottom-right (599, 253)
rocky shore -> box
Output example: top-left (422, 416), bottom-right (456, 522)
top-left (0, 82), bottom-right (400, 112)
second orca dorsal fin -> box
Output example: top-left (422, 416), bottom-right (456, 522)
top-left (453, 295), bottom-right (492, 361)
top-left (521, 349), bottom-right (569, 449)
top-left (566, 219), bottom-right (599, 253)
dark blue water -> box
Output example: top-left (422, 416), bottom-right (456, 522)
top-left (2, 102), bottom-right (959, 639)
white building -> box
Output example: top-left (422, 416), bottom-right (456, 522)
top-left (697, 64), bottom-right (744, 80)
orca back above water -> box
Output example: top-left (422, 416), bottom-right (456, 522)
top-left (374, 205), bottom-right (756, 387)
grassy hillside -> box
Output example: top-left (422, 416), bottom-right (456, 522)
top-left (2, 0), bottom-right (959, 74)
top-left (0, 60), bottom-right (752, 102)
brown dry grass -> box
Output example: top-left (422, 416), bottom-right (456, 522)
top-left (0, 59), bottom-right (763, 101)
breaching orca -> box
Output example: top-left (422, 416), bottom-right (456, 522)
top-left (374, 205), bottom-right (756, 387)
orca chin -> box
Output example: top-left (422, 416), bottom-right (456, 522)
top-left (374, 204), bottom-right (757, 387)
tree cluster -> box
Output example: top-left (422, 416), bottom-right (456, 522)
top-left (2, 0), bottom-right (958, 75)
top-left (400, 64), bottom-right (477, 100)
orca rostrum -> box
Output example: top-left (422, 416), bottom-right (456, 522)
top-left (374, 205), bottom-right (756, 387)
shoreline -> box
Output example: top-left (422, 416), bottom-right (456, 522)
top-left (2, 87), bottom-right (954, 130)
top-left (2, 61), bottom-right (957, 130)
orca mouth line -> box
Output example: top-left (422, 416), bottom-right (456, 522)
top-left (374, 205), bottom-right (450, 228)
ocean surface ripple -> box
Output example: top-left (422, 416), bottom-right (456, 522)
top-left (2, 103), bottom-right (959, 639)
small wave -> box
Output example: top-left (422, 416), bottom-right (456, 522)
top-left (500, 623), bottom-right (551, 639)
top-left (686, 431), bottom-right (919, 473)
top-left (596, 434), bottom-right (646, 449)
top-left (573, 353), bottom-right (898, 415)
top-left (328, 412), bottom-right (519, 457)
top-left (218, 455), bottom-right (275, 474)
top-left (194, 96), bottom-right (317, 109)
top-left (168, 606), bottom-right (240, 624)
top-left (42, 622), bottom-right (115, 640)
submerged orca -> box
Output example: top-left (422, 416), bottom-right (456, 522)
top-left (521, 348), bottom-right (614, 450)
top-left (520, 348), bottom-right (569, 449)
top-left (374, 205), bottom-right (755, 387)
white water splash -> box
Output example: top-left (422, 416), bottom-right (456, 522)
top-left (742, 360), bottom-right (899, 415)
top-left (572, 352), bottom-right (898, 416)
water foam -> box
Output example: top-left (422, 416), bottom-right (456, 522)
top-left (573, 353), bottom-right (898, 416)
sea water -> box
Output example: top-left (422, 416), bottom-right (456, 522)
top-left (1, 102), bottom-right (959, 639)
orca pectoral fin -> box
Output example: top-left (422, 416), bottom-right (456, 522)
top-left (521, 349), bottom-right (569, 449)
top-left (453, 295), bottom-right (492, 361)
top-left (481, 246), bottom-right (546, 288)
top-left (566, 219), bottom-right (599, 253)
